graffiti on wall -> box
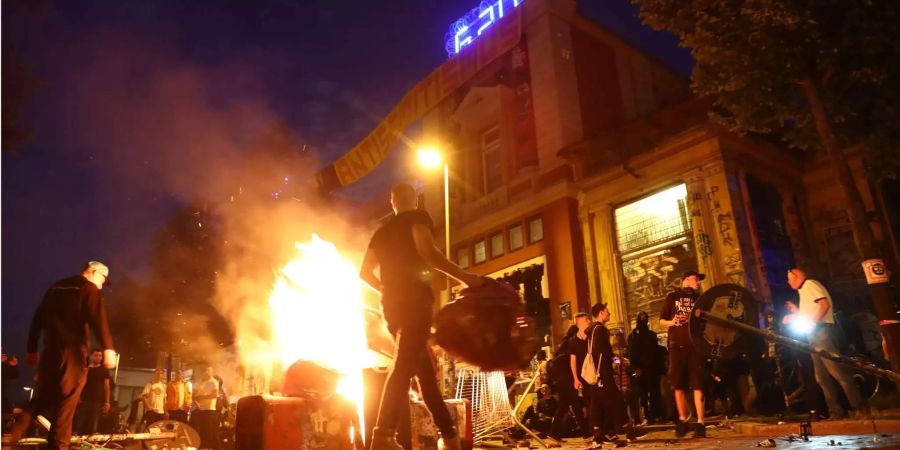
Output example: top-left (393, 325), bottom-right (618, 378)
top-left (707, 179), bottom-right (745, 286)
top-left (622, 243), bottom-right (698, 324)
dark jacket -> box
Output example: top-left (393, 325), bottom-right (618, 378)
top-left (588, 323), bottom-right (615, 384)
top-left (628, 326), bottom-right (664, 377)
top-left (27, 275), bottom-right (114, 354)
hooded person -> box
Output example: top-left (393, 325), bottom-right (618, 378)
top-left (628, 311), bottom-right (664, 424)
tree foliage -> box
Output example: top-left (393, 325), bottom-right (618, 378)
top-left (634, 0), bottom-right (900, 179)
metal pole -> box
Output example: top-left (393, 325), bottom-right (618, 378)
top-left (114, 353), bottom-right (121, 384)
top-left (508, 370), bottom-right (550, 448)
top-left (444, 163), bottom-right (451, 305)
top-left (695, 309), bottom-right (900, 383)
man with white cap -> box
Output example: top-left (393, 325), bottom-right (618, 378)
top-left (11, 261), bottom-right (117, 449)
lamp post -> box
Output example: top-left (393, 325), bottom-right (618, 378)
top-left (418, 148), bottom-right (452, 304)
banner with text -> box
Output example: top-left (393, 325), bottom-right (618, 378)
top-left (316, 9), bottom-right (523, 191)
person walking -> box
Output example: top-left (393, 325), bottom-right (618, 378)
top-left (360, 183), bottom-right (484, 450)
top-left (548, 316), bottom-right (591, 441)
top-left (785, 267), bottom-right (864, 419)
top-left (586, 303), bottom-right (634, 446)
top-left (659, 270), bottom-right (706, 438)
top-left (10, 261), bottom-right (117, 449)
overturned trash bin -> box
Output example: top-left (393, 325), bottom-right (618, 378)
top-left (434, 279), bottom-right (540, 371)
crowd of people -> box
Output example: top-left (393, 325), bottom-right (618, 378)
top-left (5, 183), bottom-right (885, 450)
top-left (520, 268), bottom-right (876, 447)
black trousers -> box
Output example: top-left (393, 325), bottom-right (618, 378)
top-left (190, 409), bottom-right (220, 450)
top-left (375, 298), bottom-right (454, 436)
top-left (589, 379), bottom-right (629, 438)
top-left (168, 409), bottom-right (188, 423)
top-left (143, 410), bottom-right (166, 426)
top-left (73, 401), bottom-right (103, 435)
top-left (635, 374), bottom-right (662, 422)
top-left (11, 348), bottom-right (87, 449)
top-left (551, 381), bottom-right (588, 438)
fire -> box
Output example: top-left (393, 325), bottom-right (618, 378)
top-left (268, 234), bottom-right (370, 437)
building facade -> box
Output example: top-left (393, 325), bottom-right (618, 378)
top-left (373, 0), bottom-right (898, 345)
top-left (417, 0), bottom-right (689, 342)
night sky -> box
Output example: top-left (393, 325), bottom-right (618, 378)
top-left (2, 0), bottom-right (690, 362)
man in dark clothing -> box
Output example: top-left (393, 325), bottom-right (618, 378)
top-left (360, 183), bottom-right (484, 450)
top-left (11, 261), bottom-right (117, 449)
top-left (549, 317), bottom-right (591, 441)
top-left (523, 385), bottom-right (557, 435)
top-left (587, 303), bottom-right (633, 446)
top-left (628, 311), bottom-right (664, 424)
top-left (659, 270), bottom-right (706, 438)
top-left (73, 349), bottom-right (111, 435)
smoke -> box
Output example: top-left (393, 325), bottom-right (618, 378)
top-left (42, 23), bottom-right (384, 387)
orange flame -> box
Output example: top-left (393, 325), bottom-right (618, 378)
top-left (267, 234), bottom-right (369, 438)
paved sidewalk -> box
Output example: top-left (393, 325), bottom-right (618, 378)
top-left (528, 430), bottom-right (900, 449)
top-left (509, 415), bottom-right (900, 449)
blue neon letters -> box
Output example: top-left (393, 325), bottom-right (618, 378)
top-left (446, 0), bottom-right (524, 57)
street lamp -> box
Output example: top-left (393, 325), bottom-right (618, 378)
top-left (417, 148), bottom-right (452, 304)
top-left (24, 386), bottom-right (33, 401)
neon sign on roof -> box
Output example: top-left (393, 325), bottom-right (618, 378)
top-left (444, 0), bottom-right (525, 57)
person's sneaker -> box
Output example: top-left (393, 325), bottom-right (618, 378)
top-left (625, 427), bottom-right (645, 442)
top-left (440, 433), bottom-right (462, 450)
top-left (547, 433), bottom-right (565, 443)
top-left (693, 423), bottom-right (706, 438)
top-left (675, 421), bottom-right (689, 438)
top-left (371, 427), bottom-right (404, 450)
top-left (602, 433), bottom-right (622, 445)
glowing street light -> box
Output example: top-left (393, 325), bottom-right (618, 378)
top-left (418, 147), bottom-right (452, 304)
top-left (417, 148), bottom-right (443, 169)
top-left (24, 386), bottom-right (34, 401)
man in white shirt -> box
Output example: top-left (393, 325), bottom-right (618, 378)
top-left (141, 369), bottom-right (167, 427)
top-left (786, 267), bottom-right (863, 419)
top-left (190, 366), bottom-right (220, 450)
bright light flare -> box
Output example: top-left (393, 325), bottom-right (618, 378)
top-left (418, 148), bottom-right (443, 169)
top-left (268, 234), bottom-right (369, 437)
top-left (790, 316), bottom-right (815, 335)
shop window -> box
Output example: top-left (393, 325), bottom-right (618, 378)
top-left (615, 184), bottom-right (690, 254)
top-left (490, 232), bottom-right (504, 258)
top-left (474, 240), bottom-right (487, 264)
top-left (509, 224), bottom-right (524, 251)
top-left (457, 247), bottom-right (470, 269)
top-left (614, 184), bottom-right (696, 329)
top-left (528, 216), bottom-right (543, 243)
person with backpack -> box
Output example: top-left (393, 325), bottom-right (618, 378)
top-left (585, 303), bottom-right (635, 446)
top-left (548, 322), bottom-right (590, 441)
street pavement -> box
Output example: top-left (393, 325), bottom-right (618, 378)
top-left (534, 428), bottom-right (900, 449)
top-left (503, 417), bottom-right (900, 449)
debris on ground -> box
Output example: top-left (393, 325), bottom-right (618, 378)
top-left (756, 438), bottom-right (776, 447)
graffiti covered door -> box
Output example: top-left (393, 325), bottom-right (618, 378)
top-left (615, 184), bottom-right (697, 333)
